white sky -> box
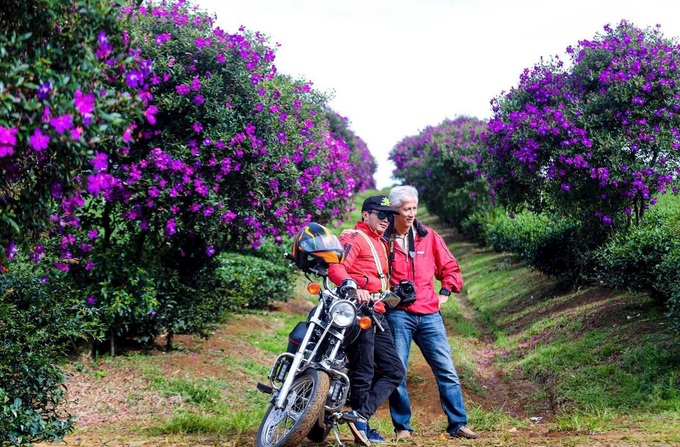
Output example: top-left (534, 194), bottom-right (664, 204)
top-left (193, 0), bottom-right (680, 188)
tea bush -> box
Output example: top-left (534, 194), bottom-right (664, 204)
top-left (0, 264), bottom-right (89, 445)
top-left (591, 195), bottom-right (680, 320)
top-left (216, 252), bottom-right (295, 310)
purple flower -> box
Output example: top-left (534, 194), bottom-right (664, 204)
top-left (155, 33), bottom-right (171, 45)
top-left (206, 245), bottom-right (215, 257)
top-left (96, 31), bottom-right (112, 59)
top-left (91, 151), bottom-right (108, 172)
top-left (5, 241), bottom-right (16, 261)
top-left (195, 36), bottom-right (211, 49)
top-left (37, 81), bottom-right (51, 100)
top-left (144, 105), bottom-right (158, 125)
top-left (74, 89), bottom-right (95, 115)
top-left (176, 84), bottom-right (190, 95)
top-left (125, 69), bottom-right (143, 88)
top-left (191, 76), bottom-right (201, 91)
top-left (0, 125), bottom-right (18, 157)
top-left (221, 210), bottom-right (237, 222)
top-left (29, 128), bottom-right (50, 151)
top-left (165, 219), bottom-right (177, 237)
top-left (49, 114), bottom-right (74, 134)
top-left (70, 127), bottom-right (83, 140)
top-left (87, 295), bottom-right (96, 306)
top-left (86, 172), bottom-right (115, 196)
top-left (50, 182), bottom-right (64, 199)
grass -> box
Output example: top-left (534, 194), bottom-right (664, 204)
top-left (151, 409), bottom-right (263, 442)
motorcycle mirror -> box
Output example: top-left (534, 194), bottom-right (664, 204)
top-left (379, 290), bottom-right (401, 308)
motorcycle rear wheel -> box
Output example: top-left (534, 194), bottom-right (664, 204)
top-left (255, 369), bottom-right (330, 447)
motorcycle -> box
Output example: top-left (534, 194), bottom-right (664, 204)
top-left (255, 223), bottom-right (401, 447)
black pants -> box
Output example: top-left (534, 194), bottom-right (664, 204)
top-left (346, 314), bottom-right (405, 419)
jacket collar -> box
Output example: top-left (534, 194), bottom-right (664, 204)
top-left (385, 218), bottom-right (428, 240)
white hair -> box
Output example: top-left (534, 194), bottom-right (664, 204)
top-left (389, 185), bottom-right (419, 208)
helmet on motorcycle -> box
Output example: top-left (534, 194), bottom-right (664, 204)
top-left (292, 222), bottom-right (345, 273)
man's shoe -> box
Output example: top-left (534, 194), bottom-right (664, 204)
top-left (450, 426), bottom-right (479, 439)
top-left (344, 410), bottom-right (371, 445)
top-left (396, 429), bottom-right (412, 441)
top-left (366, 426), bottom-right (387, 444)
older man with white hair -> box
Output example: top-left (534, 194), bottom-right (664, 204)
top-left (385, 185), bottom-right (478, 441)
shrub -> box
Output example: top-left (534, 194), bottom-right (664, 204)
top-left (389, 116), bottom-right (489, 230)
top-left (591, 195), bottom-right (680, 318)
top-left (216, 252), bottom-right (295, 310)
top-left (0, 263), bottom-right (89, 445)
top-left (485, 210), bottom-right (601, 284)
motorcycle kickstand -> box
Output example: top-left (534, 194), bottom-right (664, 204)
top-left (331, 423), bottom-right (345, 447)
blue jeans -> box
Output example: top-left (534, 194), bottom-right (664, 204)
top-left (386, 309), bottom-right (468, 435)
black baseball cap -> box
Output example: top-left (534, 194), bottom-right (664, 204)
top-left (361, 195), bottom-right (398, 214)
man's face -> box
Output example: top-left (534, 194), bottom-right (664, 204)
top-left (394, 197), bottom-right (418, 229)
top-left (363, 210), bottom-right (392, 234)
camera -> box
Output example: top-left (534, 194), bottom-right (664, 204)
top-left (390, 280), bottom-right (416, 307)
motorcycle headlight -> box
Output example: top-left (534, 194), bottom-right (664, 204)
top-left (329, 300), bottom-right (357, 328)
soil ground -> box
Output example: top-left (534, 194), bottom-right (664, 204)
top-left (36, 220), bottom-right (676, 447)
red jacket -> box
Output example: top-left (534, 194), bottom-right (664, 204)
top-left (328, 221), bottom-right (390, 293)
top-left (385, 219), bottom-right (463, 315)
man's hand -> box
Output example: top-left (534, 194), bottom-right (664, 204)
top-left (355, 289), bottom-right (373, 305)
top-left (438, 294), bottom-right (449, 307)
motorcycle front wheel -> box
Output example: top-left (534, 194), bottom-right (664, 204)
top-left (255, 369), bottom-right (330, 447)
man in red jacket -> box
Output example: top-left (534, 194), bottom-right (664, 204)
top-left (328, 195), bottom-right (405, 445)
top-left (385, 185), bottom-right (478, 441)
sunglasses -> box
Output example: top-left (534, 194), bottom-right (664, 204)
top-left (370, 210), bottom-right (393, 221)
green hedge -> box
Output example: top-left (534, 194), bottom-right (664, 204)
top-left (470, 195), bottom-right (680, 328)
top-left (216, 252), bottom-right (295, 310)
top-left (0, 267), bottom-right (83, 445)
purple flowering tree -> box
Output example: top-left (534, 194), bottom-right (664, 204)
top-left (2, 0), bottom-right (372, 346)
top-left (60, 0), bottom-right (364, 343)
top-left (326, 111), bottom-right (377, 192)
top-left (483, 21), bottom-right (680, 231)
top-left (389, 116), bottom-right (489, 229)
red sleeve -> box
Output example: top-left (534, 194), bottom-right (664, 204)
top-left (432, 231), bottom-right (463, 293)
top-left (327, 230), bottom-right (360, 286)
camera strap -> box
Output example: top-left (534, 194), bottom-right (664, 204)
top-left (389, 227), bottom-right (416, 281)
